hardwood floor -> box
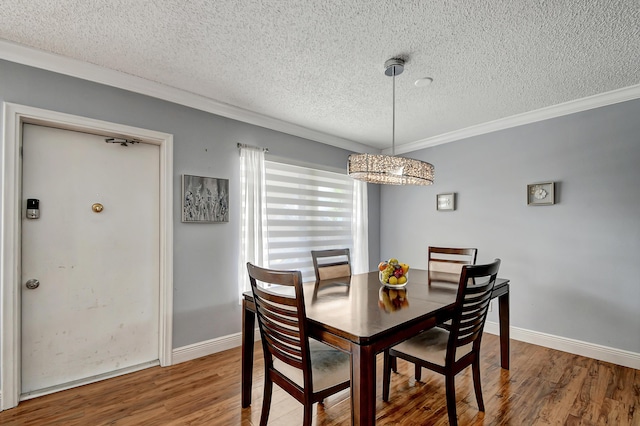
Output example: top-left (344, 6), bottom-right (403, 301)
top-left (1, 335), bottom-right (638, 425)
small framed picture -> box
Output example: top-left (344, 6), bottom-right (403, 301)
top-left (527, 182), bottom-right (555, 206)
top-left (437, 193), bottom-right (456, 211)
top-left (182, 174), bottom-right (229, 222)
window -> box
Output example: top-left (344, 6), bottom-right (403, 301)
top-left (264, 160), bottom-right (355, 282)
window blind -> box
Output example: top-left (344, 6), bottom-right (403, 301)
top-left (265, 160), bottom-right (354, 282)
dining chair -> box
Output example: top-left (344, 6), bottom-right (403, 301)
top-left (427, 246), bottom-right (478, 333)
top-left (382, 259), bottom-right (501, 426)
top-left (428, 246), bottom-right (478, 282)
top-left (310, 248), bottom-right (351, 282)
top-left (246, 262), bottom-right (351, 426)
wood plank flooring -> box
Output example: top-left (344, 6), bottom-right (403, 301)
top-left (1, 335), bottom-right (638, 425)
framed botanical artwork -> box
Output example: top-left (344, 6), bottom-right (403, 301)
top-left (527, 182), bottom-right (555, 206)
top-left (437, 193), bottom-right (456, 211)
top-left (182, 174), bottom-right (229, 222)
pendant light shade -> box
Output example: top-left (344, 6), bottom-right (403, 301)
top-left (348, 58), bottom-right (434, 186)
top-left (348, 153), bottom-right (434, 185)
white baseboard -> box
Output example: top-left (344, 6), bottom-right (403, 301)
top-left (171, 328), bottom-right (261, 365)
top-left (483, 321), bottom-right (640, 370)
top-left (171, 323), bottom-right (640, 371)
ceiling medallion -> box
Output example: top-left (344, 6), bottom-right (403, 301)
top-left (348, 57), bottom-right (434, 186)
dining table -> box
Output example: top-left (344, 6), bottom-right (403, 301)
top-left (241, 268), bottom-right (510, 425)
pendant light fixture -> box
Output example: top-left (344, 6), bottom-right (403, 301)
top-left (348, 58), bottom-right (435, 185)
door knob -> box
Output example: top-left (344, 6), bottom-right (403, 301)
top-left (25, 279), bottom-right (40, 290)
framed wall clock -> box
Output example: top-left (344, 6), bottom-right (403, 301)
top-left (437, 193), bottom-right (456, 211)
top-left (527, 182), bottom-right (555, 206)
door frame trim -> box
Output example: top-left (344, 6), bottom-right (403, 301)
top-left (1, 102), bottom-right (174, 410)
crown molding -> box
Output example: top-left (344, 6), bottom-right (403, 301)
top-left (389, 83), bottom-right (640, 155)
top-left (3, 39), bottom-right (638, 157)
top-left (0, 39), bottom-right (376, 154)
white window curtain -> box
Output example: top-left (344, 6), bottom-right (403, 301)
top-left (351, 179), bottom-right (369, 274)
top-left (238, 146), bottom-right (269, 302)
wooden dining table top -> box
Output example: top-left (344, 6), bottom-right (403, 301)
top-left (244, 269), bottom-right (510, 347)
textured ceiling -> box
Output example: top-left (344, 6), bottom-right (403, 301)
top-left (1, 1), bottom-right (639, 151)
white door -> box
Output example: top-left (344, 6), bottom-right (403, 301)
top-left (20, 124), bottom-right (160, 396)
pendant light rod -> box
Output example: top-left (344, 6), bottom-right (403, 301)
top-left (384, 58), bottom-right (404, 156)
top-left (392, 65), bottom-right (396, 156)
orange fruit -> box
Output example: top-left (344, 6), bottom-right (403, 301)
top-left (378, 262), bottom-right (388, 272)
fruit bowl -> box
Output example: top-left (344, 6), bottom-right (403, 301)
top-left (378, 258), bottom-right (410, 287)
top-left (379, 271), bottom-right (408, 287)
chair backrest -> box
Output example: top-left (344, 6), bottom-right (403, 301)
top-left (246, 263), bottom-right (312, 385)
top-left (311, 248), bottom-right (351, 282)
top-left (447, 259), bottom-right (501, 363)
top-left (428, 246), bottom-right (478, 276)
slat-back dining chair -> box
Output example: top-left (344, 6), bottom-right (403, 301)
top-left (427, 246), bottom-right (478, 335)
top-left (246, 262), bottom-right (351, 426)
top-left (311, 248), bottom-right (351, 282)
top-left (428, 246), bottom-right (478, 283)
top-left (382, 259), bottom-right (501, 426)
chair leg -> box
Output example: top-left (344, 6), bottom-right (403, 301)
top-left (415, 364), bottom-right (422, 381)
top-left (472, 358), bottom-right (485, 411)
top-left (382, 350), bottom-right (391, 401)
top-left (260, 374), bottom-right (273, 426)
top-left (303, 402), bottom-right (313, 426)
top-left (391, 355), bottom-right (397, 372)
top-left (445, 374), bottom-right (458, 426)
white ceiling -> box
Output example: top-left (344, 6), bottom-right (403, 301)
top-left (1, 1), bottom-right (639, 152)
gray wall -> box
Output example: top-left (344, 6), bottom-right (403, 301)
top-left (0, 59), bottom-right (381, 349)
top-left (380, 99), bottom-right (640, 353)
top-left (2, 58), bottom-right (638, 359)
